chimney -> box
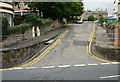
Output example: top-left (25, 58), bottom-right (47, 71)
top-left (106, 9), bottom-right (107, 11)
top-left (101, 9), bottom-right (103, 11)
top-left (98, 8), bottom-right (100, 11)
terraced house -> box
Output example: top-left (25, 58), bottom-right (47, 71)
top-left (0, 0), bottom-right (14, 26)
top-left (113, 0), bottom-right (120, 22)
top-left (118, 0), bottom-right (120, 22)
top-left (82, 9), bottom-right (108, 20)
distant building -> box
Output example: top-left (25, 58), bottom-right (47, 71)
top-left (0, 1), bottom-right (14, 26)
top-left (113, 0), bottom-right (120, 21)
top-left (14, 1), bottom-right (31, 16)
top-left (13, 1), bottom-right (38, 25)
top-left (82, 9), bottom-right (108, 20)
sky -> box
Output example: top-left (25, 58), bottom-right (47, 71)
top-left (83, 0), bottom-right (115, 16)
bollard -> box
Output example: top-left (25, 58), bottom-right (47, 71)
top-left (36, 27), bottom-right (41, 37)
top-left (103, 22), bottom-right (106, 28)
top-left (32, 26), bottom-right (35, 38)
top-left (114, 27), bottom-right (120, 47)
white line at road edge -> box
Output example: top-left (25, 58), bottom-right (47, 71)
top-left (101, 63), bottom-right (110, 65)
top-left (100, 75), bottom-right (120, 79)
top-left (88, 64), bottom-right (98, 66)
top-left (26, 67), bottom-right (37, 69)
top-left (59, 65), bottom-right (71, 68)
top-left (2, 62), bottom-right (119, 71)
top-left (42, 66), bottom-right (55, 69)
top-left (74, 64), bottom-right (86, 67)
top-left (12, 68), bottom-right (23, 70)
top-left (111, 62), bottom-right (119, 64)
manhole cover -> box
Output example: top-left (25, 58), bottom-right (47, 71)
top-left (73, 41), bottom-right (89, 46)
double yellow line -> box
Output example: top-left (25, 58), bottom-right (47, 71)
top-left (87, 22), bottom-right (118, 63)
top-left (0, 30), bottom-right (68, 71)
top-left (21, 30), bottom-right (68, 67)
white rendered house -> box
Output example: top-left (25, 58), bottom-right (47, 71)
top-left (0, 0), bottom-right (14, 26)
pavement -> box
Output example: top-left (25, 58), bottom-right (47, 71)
top-left (95, 26), bottom-right (110, 43)
top-left (92, 24), bottom-right (120, 62)
top-left (2, 21), bottom-right (120, 81)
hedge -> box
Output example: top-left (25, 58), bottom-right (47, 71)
top-left (8, 24), bottom-right (32, 35)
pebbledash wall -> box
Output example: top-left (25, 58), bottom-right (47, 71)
top-left (113, 0), bottom-right (120, 22)
top-left (0, 0), bottom-right (14, 26)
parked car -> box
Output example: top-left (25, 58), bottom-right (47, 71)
top-left (76, 18), bottom-right (83, 24)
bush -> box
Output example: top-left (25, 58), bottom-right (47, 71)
top-left (23, 14), bottom-right (52, 27)
top-left (1, 13), bottom-right (52, 41)
top-left (99, 17), bottom-right (106, 23)
top-left (99, 14), bottom-right (106, 23)
top-left (88, 15), bottom-right (97, 21)
top-left (8, 24), bottom-right (32, 35)
top-left (0, 15), bottom-right (10, 41)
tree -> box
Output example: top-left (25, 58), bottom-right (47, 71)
top-left (23, 13), bottom-right (52, 36)
top-left (23, 13), bottom-right (52, 27)
top-left (88, 15), bottom-right (97, 21)
top-left (0, 15), bottom-right (10, 40)
top-left (99, 14), bottom-right (106, 23)
top-left (27, 2), bottom-right (83, 28)
top-left (28, 2), bottom-right (84, 20)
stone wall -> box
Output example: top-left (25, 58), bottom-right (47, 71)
top-left (92, 43), bottom-right (120, 62)
top-left (1, 32), bottom-right (60, 69)
top-left (2, 41), bottom-right (46, 68)
top-left (91, 23), bottom-right (120, 62)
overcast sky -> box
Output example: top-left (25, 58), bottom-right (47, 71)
top-left (83, 0), bottom-right (115, 16)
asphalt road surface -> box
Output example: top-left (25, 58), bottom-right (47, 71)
top-left (2, 21), bottom-right (119, 80)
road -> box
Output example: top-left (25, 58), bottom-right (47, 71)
top-left (2, 21), bottom-right (119, 80)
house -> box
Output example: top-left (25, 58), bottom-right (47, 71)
top-left (118, 1), bottom-right (120, 22)
top-left (13, 1), bottom-right (38, 25)
top-left (0, 1), bottom-right (14, 26)
top-left (82, 9), bottom-right (108, 20)
top-left (113, 0), bottom-right (120, 22)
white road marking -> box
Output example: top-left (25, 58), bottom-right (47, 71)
top-left (88, 64), bottom-right (98, 66)
top-left (7, 68), bottom-right (13, 70)
top-left (59, 65), bottom-right (71, 68)
top-left (101, 63), bottom-right (110, 65)
top-left (26, 67), bottom-right (37, 69)
top-left (2, 62), bottom-right (119, 71)
top-left (12, 68), bottom-right (23, 70)
top-left (74, 64), bottom-right (86, 67)
top-left (42, 66), bottom-right (55, 69)
top-left (100, 75), bottom-right (120, 79)
top-left (111, 62), bottom-right (119, 64)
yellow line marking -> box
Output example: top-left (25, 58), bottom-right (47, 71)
top-left (0, 30), bottom-right (68, 71)
top-left (87, 22), bottom-right (119, 63)
top-left (21, 30), bottom-right (68, 67)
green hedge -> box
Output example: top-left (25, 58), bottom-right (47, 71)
top-left (0, 15), bottom-right (9, 41)
top-left (23, 14), bottom-right (52, 27)
top-left (88, 15), bottom-right (97, 21)
top-left (1, 13), bottom-right (52, 42)
top-left (8, 24), bottom-right (32, 35)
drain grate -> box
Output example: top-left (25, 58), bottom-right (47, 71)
top-left (73, 41), bottom-right (89, 46)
